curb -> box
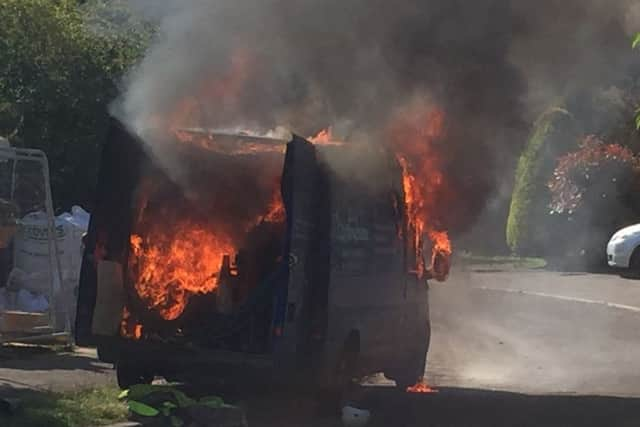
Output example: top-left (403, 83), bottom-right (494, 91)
top-left (98, 423), bottom-right (141, 427)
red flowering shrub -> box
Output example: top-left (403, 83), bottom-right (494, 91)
top-left (549, 136), bottom-right (640, 215)
top-left (546, 136), bottom-right (640, 267)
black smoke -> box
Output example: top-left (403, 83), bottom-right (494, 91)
top-left (114, 0), bottom-right (640, 238)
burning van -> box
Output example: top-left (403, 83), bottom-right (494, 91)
top-left (75, 117), bottom-right (449, 390)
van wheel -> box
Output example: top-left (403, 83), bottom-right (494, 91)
top-left (388, 332), bottom-right (429, 391)
top-left (116, 361), bottom-right (153, 389)
top-left (387, 342), bottom-right (428, 390)
top-left (389, 369), bottom-right (424, 391)
top-left (317, 331), bottom-right (360, 415)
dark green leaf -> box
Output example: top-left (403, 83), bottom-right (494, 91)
top-left (199, 396), bottom-right (224, 409)
top-left (171, 415), bottom-right (185, 427)
top-left (163, 401), bottom-right (178, 409)
top-left (125, 384), bottom-right (161, 400)
top-left (172, 390), bottom-right (196, 408)
top-left (128, 400), bottom-right (160, 417)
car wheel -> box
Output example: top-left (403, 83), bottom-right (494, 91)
top-left (629, 247), bottom-right (640, 278)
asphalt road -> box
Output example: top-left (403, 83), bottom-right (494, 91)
top-left (247, 267), bottom-right (640, 426)
top-left (4, 268), bottom-right (640, 426)
top-left (426, 268), bottom-right (640, 397)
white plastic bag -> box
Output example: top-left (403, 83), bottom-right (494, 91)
top-left (15, 289), bottom-right (49, 313)
top-left (13, 206), bottom-right (89, 295)
top-left (13, 211), bottom-right (65, 294)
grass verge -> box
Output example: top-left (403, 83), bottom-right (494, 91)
top-left (1, 385), bottom-right (128, 427)
top-left (459, 253), bottom-right (547, 270)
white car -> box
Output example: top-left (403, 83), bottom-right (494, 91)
top-left (607, 224), bottom-right (640, 271)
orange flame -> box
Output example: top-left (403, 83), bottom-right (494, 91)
top-left (174, 131), bottom-right (286, 155)
top-left (428, 229), bottom-right (452, 281)
top-left (120, 306), bottom-right (142, 340)
top-left (129, 222), bottom-right (234, 320)
top-left (127, 177), bottom-right (285, 326)
top-left (308, 127), bottom-right (344, 145)
top-left (148, 49), bottom-right (252, 134)
top-left (262, 187), bottom-right (285, 224)
top-left (390, 107), bottom-right (452, 281)
top-left (125, 47), bottom-right (292, 327)
top-left (406, 379), bottom-right (438, 393)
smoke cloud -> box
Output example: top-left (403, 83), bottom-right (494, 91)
top-left (113, 0), bottom-right (640, 239)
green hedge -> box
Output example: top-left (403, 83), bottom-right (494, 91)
top-left (506, 107), bottom-right (580, 255)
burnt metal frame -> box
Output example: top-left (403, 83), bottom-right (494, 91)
top-left (77, 120), bottom-right (333, 386)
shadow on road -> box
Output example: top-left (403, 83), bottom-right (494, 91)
top-left (2, 381), bottom-right (640, 426)
top-left (181, 383), bottom-right (640, 427)
top-left (0, 345), bottom-right (60, 361)
top-left (0, 347), bottom-right (109, 374)
top-left (357, 387), bottom-right (640, 427)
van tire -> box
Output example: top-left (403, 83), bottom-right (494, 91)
top-left (388, 361), bottom-right (426, 391)
top-left (387, 320), bottom-right (430, 390)
top-left (116, 361), bottom-right (153, 389)
top-left (316, 331), bottom-right (361, 415)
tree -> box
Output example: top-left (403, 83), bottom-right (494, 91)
top-left (548, 136), bottom-right (640, 265)
top-left (506, 107), bottom-right (580, 254)
top-left (0, 0), bottom-right (152, 210)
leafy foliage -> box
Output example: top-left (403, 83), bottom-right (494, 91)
top-left (631, 33), bottom-right (640, 130)
top-left (546, 136), bottom-right (640, 266)
top-left (0, 385), bottom-right (128, 427)
top-left (633, 32), bottom-right (640, 50)
top-left (0, 0), bottom-right (152, 209)
top-left (549, 135), bottom-right (639, 214)
top-left (128, 400), bottom-right (160, 417)
top-left (119, 383), bottom-right (229, 425)
top-left (506, 107), bottom-right (580, 254)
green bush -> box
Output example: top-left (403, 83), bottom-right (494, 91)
top-left (0, 0), bottom-right (152, 210)
top-left (506, 107), bottom-right (580, 255)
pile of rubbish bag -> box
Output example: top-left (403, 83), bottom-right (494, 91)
top-left (0, 206), bottom-right (89, 315)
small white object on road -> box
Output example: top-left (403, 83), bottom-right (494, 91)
top-left (342, 405), bottom-right (371, 427)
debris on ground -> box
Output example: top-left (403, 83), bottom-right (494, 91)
top-left (341, 404), bottom-right (370, 427)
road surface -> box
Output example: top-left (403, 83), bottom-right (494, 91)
top-left (427, 268), bottom-right (640, 396)
top-left (253, 267), bottom-right (640, 426)
top-left (3, 268), bottom-right (640, 426)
